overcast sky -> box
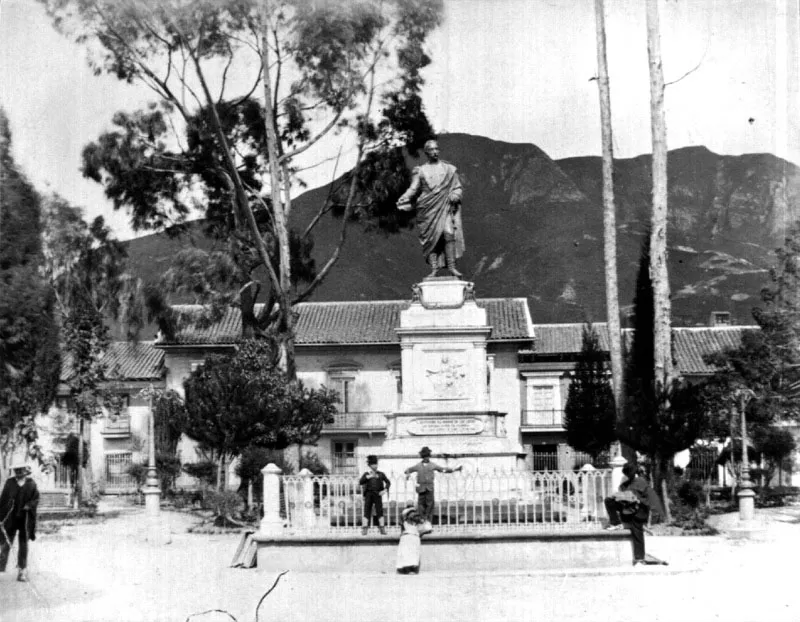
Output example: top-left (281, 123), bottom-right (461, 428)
top-left (1, 0), bottom-right (798, 240)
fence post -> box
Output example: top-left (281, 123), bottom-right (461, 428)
top-left (579, 464), bottom-right (595, 520)
top-left (298, 468), bottom-right (317, 529)
top-left (610, 454), bottom-right (627, 492)
top-left (258, 463), bottom-right (283, 537)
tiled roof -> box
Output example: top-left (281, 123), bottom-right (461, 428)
top-left (672, 326), bottom-right (756, 375)
top-left (162, 299), bottom-right (534, 346)
top-left (533, 323), bottom-right (613, 354)
top-left (531, 323), bottom-right (757, 375)
top-left (61, 341), bottom-right (165, 382)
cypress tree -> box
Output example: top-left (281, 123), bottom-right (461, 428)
top-left (563, 324), bottom-right (617, 462)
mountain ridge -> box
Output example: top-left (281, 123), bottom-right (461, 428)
top-left (123, 133), bottom-right (800, 332)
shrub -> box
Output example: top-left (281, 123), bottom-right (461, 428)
top-left (677, 480), bottom-right (703, 509)
top-left (202, 488), bottom-right (245, 526)
top-left (127, 453), bottom-right (184, 492)
top-left (299, 451), bottom-right (329, 475)
top-left (236, 448), bottom-right (293, 484)
top-left (183, 461), bottom-right (217, 486)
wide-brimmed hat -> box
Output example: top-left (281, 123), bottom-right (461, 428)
top-left (10, 463), bottom-right (31, 474)
top-left (419, 446), bottom-right (432, 457)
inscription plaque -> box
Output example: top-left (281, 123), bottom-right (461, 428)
top-left (407, 417), bottom-right (484, 436)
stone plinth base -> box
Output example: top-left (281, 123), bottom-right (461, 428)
top-left (253, 531), bottom-right (630, 573)
top-left (376, 439), bottom-right (520, 474)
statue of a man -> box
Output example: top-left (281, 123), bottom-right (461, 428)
top-left (397, 140), bottom-right (464, 278)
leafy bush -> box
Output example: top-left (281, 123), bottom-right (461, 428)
top-left (236, 448), bottom-right (293, 483)
top-left (183, 461), bottom-right (217, 486)
top-left (202, 488), bottom-right (245, 526)
top-left (299, 451), bottom-right (329, 475)
top-left (127, 453), bottom-right (183, 492)
top-left (677, 480), bottom-right (703, 509)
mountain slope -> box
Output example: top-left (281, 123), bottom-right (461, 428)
top-left (125, 133), bottom-right (800, 328)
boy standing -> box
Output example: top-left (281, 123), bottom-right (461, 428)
top-left (359, 455), bottom-right (391, 535)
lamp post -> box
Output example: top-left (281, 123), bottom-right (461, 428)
top-left (140, 385), bottom-right (161, 516)
top-left (736, 389), bottom-right (755, 522)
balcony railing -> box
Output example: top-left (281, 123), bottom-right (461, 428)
top-left (521, 409), bottom-right (564, 429)
top-left (102, 415), bottom-right (131, 437)
top-left (325, 411), bottom-right (388, 430)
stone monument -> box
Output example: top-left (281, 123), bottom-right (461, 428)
top-left (377, 277), bottom-right (522, 472)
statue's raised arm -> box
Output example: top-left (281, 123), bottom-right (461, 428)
top-left (396, 139), bottom-right (465, 278)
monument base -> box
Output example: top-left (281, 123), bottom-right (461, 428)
top-left (377, 435), bottom-right (522, 473)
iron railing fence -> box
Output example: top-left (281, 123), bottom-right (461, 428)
top-left (529, 451), bottom-right (605, 471)
top-left (521, 409), bottom-right (564, 428)
top-left (51, 460), bottom-right (73, 490)
top-left (684, 446), bottom-right (721, 485)
top-left (104, 452), bottom-right (138, 492)
top-left (280, 468), bottom-right (613, 535)
top-left (326, 411), bottom-right (389, 430)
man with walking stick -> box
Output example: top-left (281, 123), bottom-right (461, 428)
top-left (0, 463), bottom-right (40, 582)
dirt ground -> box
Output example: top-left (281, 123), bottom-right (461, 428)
top-left (3, 500), bottom-right (800, 622)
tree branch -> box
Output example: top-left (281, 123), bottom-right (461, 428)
top-left (303, 145), bottom-right (343, 239)
top-left (293, 49), bottom-right (380, 303)
top-left (166, 17), bottom-right (283, 304)
top-left (665, 40), bottom-right (709, 87)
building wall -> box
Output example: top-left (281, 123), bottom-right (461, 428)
top-left (296, 346), bottom-right (402, 412)
top-left (489, 345), bottom-right (524, 444)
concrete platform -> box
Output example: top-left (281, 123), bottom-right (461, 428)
top-left (254, 530), bottom-right (631, 573)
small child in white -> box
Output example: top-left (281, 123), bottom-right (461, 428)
top-left (396, 503), bottom-right (424, 574)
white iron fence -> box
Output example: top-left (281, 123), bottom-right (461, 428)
top-left (278, 468), bottom-right (613, 535)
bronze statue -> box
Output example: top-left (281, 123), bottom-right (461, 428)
top-left (397, 140), bottom-right (464, 278)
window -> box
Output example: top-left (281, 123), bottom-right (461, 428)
top-left (190, 361), bottom-right (204, 373)
top-left (710, 312), bottom-right (731, 326)
top-left (521, 374), bottom-right (563, 427)
top-left (389, 360), bottom-right (402, 410)
top-left (326, 360), bottom-right (361, 414)
top-left (105, 452), bottom-right (136, 490)
top-left (332, 378), bottom-right (354, 413)
top-left (55, 396), bottom-right (75, 410)
top-left (531, 385), bottom-right (556, 411)
top-left (332, 441), bottom-right (358, 474)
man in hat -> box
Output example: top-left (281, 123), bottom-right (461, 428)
top-left (404, 447), bottom-right (463, 525)
top-left (0, 463), bottom-right (39, 582)
top-left (603, 462), bottom-right (665, 566)
top-left (359, 455), bottom-right (391, 535)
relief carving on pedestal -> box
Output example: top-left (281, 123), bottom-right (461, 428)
top-left (425, 353), bottom-right (467, 398)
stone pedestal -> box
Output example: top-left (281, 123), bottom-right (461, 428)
top-left (378, 278), bottom-right (522, 472)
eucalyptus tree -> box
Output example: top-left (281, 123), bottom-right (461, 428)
top-left (645, 0), bottom-right (674, 390)
top-left (0, 109), bottom-right (61, 478)
top-left (41, 0), bottom-right (443, 379)
top-left (42, 195), bottom-right (139, 501)
top-left (593, 0), bottom-right (624, 437)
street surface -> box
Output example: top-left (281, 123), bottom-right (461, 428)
top-left (2, 501), bottom-right (799, 622)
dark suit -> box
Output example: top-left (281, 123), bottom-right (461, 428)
top-left (605, 475), bottom-right (661, 562)
top-left (0, 476), bottom-right (39, 571)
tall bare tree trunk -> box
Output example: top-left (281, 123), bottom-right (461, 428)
top-left (75, 418), bottom-right (84, 507)
top-left (262, 9), bottom-right (297, 380)
top-left (646, 0), bottom-right (674, 390)
top-left (647, 0), bottom-right (674, 522)
top-left (594, 0), bottom-right (625, 442)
